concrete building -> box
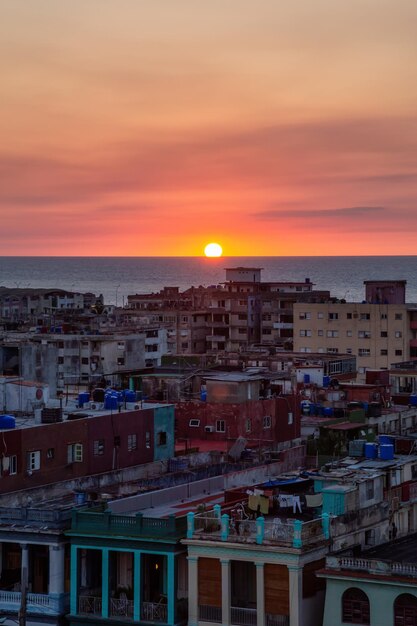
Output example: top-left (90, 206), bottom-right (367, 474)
top-left (319, 534), bottom-right (417, 626)
top-left (293, 281), bottom-right (416, 381)
top-left (126, 269), bottom-right (331, 355)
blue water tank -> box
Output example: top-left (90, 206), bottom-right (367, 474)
top-left (379, 435), bottom-right (393, 445)
top-left (323, 407), bottom-right (334, 417)
top-left (304, 374), bottom-right (310, 384)
top-left (78, 392), bottom-right (90, 407)
top-left (301, 401), bottom-right (310, 415)
top-left (74, 492), bottom-right (87, 505)
top-left (309, 403), bottom-right (317, 415)
top-left (323, 376), bottom-right (330, 387)
top-left (380, 443), bottom-right (394, 460)
top-left (365, 442), bottom-right (378, 459)
top-left (410, 394), bottom-right (417, 407)
top-left (125, 390), bottom-right (136, 403)
top-left (200, 390), bottom-right (207, 402)
top-left (104, 395), bottom-right (118, 410)
top-left (0, 415), bottom-right (15, 429)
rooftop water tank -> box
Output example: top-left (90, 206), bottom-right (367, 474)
top-left (379, 443), bottom-right (394, 460)
top-left (0, 415), bottom-right (16, 429)
top-left (365, 442), bottom-right (378, 459)
top-left (410, 394), bottom-right (417, 407)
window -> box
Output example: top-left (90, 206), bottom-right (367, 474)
top-left (238, 328), bottom-right (246, 334)
top-left (328, 312), bottom-right (339, 320)
top-left (381, 313), bottom-right (388, 320)
top-left (6, 455), bottom-right (17, 475)
top-left (126, 434), bottom-right (137, 451)
top-left (181, 342), bottom-right (188, 349)
top-left (157, 431), bottom-right (167, 446)
top-left (358, 331), bottom-right (371, 339)
top-left (395, 331), bottom-right (402, 338)
top-left (346, 330), bottom-right (353, 337)
top-left (365, 480), bottom-right (374, 500)
top-left (216, 419), bottom-right (226, 433)
top-left (93, 440), bottom-right (105, 456)
top-left (67, 443), bottom-right (83, 463)
top-left (57, 356), bottom-right (64, 364)
top-left (327, 330), bottom-right (339, 338)
top-left (245, 419), bottom-right (252, 433)
top-left (346, 348), bottom-right (353, 354)
top-left (395, 350), bottom-right (403, 356)
top-left (395, 313), bottom-right (403, 320)
top-left (327, 348), bottom-right (339, 354)
top-left (238, 313), bottom-right (247, 321)
top-left (342, 588), bottom-right (370, 624)
top-left (117, 341), bottom-right (125, 349)
top-left (189, 419), bottom-right (200, 427)
top-left (381, 331), bottom-right (388, 337)
top-left (117, 357), bottom-right (125, 366)
top-left (81, 357), bottom-right (89, 365)
top-left (145, 432), bottom-right (151, 449)
top-left (360, 313), bottom-right (370, 320)
top-left (263, 415), bottom-right (271, 429)
top-left (394, 594), bottom-right (417, 626)
top-left (347, 313), bottom-right (352, 319)
top-left (317, 312), bottom-right (324, 319)
top-left (299, 329), bottom-right (312, 337)
top-left (359, 348), bottom-right (371, 357)
top-left (318, 329), bottom-right (324, 336)
top-left (299, 312), bottom-right (311, 320)
top-left (27, 451), bottom-right (40, 472)
top-left (380, 349), bottom-right (388, 356)
top-left (288, 411), bottom-right (293, 425)
top-left (47, 448), bottom-right (55, 459)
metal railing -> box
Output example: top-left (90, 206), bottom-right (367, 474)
top-left (72, 510), bottom-right (187, 538)
top-left (266, 615), bottom-right (290, 626)
top-left (110, 597), bottom-right (134, 618)
top-left (230, 606), bottom-right (257, 626)
top-left (199, 604), bottom-right (222, 623)
top-left (79, 595), bottom-right (103, 615)
top-left (141, 601), bottom-right (168, 622)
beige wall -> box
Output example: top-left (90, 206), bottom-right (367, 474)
top-left (293, 303), bottom-right (411, 381)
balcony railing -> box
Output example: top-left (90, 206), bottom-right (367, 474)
top-left (141, 601), bottom-right (168, 622)
top-left (110, 597), bottom-right (134, 619)
top-left (231, 607), bottom-right (257, 626)
top-left (266, 615), bottom-right (290, 626)
top-left (199, 604), bottom-right (222, 623)
top-left (0, 507), bottom-right (71, 528)
top-left (191, 511), bottom-right (327, 548)
top-left (79, 595), bottom-right (102, 615)
top-left (71, 510), bottom-right (187, 539)
top-left (326, 556), bottom-right (417, 579)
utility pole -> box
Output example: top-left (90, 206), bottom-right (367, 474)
top-left (18, 566), bottom-right (27, 626)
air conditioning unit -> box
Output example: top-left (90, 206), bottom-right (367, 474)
top-left (205, 425), bottom-right (214, 433)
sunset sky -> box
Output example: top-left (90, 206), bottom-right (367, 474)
top-left (1, 1), bottom-right (417, 256)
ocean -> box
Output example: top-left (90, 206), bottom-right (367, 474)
top-left (0, 256), bottom-right (416, 306)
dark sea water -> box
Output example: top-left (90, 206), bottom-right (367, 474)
top-left (0, 257), bottom-right (416, 306)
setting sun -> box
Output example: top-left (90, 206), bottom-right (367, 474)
top-left (204, 242), bottom-right (223, 257)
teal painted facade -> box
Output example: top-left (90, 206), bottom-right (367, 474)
top-left (322, 575), bottom-right (417, 626)
top-left (67, 509), bottom-right (187, 626)
top-left (153, 405), bottom-right (175, 462)
top-left (322, 489), bottom-right (346, 516)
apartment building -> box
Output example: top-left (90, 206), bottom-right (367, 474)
top-left (127, 269), bottom-right (330, 355)
top-left (292, 281), bottom-right (416, 381)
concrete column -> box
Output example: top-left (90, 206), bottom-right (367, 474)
top-left (187, 556), bottom-right (199, 626)
top-left (255, 563), bottom-right (265, 626)
top-left (133, 551), bottom-right (141, 621)
top-left (167, 553), bottom-right (175, 625)
top-left (21, 543), bottom-right (29, 588)
top-left (102, 548), bottom-right (109, 618)
top-left (220, 559), bottom-right (231, 626)
top-left (70, 545), bottom-right (78, 615)
top-left (287, 565), bottom-right (303, 626)
top-left (49, 544), bottom-right (65, 595)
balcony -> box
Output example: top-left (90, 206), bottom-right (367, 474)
top-left (78, 596), bottom-right (167, 622)
top-left (0, 590), bottom-right (69, 615)
top-left (326, 555), bottom-right (417, 579)
top-left (273, 323), bottom-right (293, 330)
top-left (70, 510), bottom-right (187, 540)
top-left (0, 507), bottom-right (72, 529)
top-left (189, 510), bottom-right (327, 549)
top-left (198, 605), bottom-right (288, 626)
top-left (206, 335), bottom-right (227, 342)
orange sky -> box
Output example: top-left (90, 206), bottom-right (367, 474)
top-left (1, 1), bottom-right (417, 256)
